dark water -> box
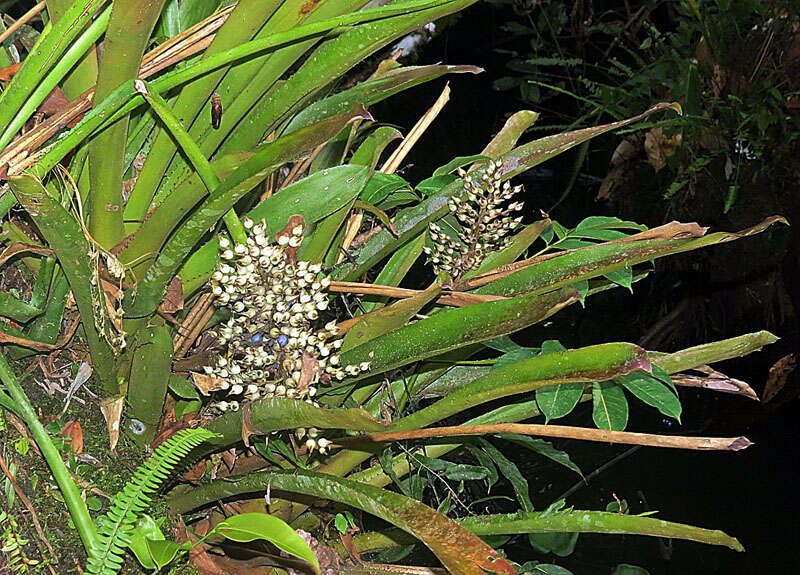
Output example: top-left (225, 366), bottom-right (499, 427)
top-left (373, 4), bottom-right (799, 573)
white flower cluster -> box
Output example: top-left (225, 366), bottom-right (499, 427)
top-left (424, 160), bottom-right (524, 281)
top-left (205, 217), bottom-right (370, 453)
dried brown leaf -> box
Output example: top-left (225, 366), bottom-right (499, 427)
top-left (99, 395), bottom-right (124, 452)
top-left (159, 276), bottom-right (184, 314)
top-left (191, 372), bottom-right (226, 395)
top-left (0, 241), bottom-right (54, 266)
top-left (763, 353), bottom-right (796, 403)
top-left (60, 420), bottom-right (83, 454)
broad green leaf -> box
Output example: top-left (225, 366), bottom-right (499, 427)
top-left (351, 509), bottom-right (744, 553)
top-left (168, 375), bottom-right (200, 400)
top-left (145, 539), bottom-right (186, 571)
top-left (497, 434), bottom-right (582, 476)
top-left (479, 110), bottom-right (540, 158)
top-left (474, 217), bottom-right (787, 297)
top-left (604, 267), bottom-right (633, 292)
top-left (342, 283), bottom-right (441, 351)
top-left (204, 397), bottom-right (385, 449)
top-left (126, 320), bottom-right (173, 444)
top-left (432, 154), bottom-right (492, 176)
top-left (179, 164), bottom-right (371, 296)
top-left (216, 513), bottom-right (320, 574)
top-left (154, 0), bottom-right (219, 39)
top-left (533, 340), bottom-right (583, 422)
top-left (127, 515), bottom-right (165, 570)
top-left (592, 381), bottom-right (629, 431)
top-left (396, 342), bottom-right (649, 432)
top-left (173, 470), bottom-right (516, 575)
top-left (617, 370), bottom-right (682, 421)
top-left (535, 381), bottom-right (584, 422)
top-left (340, 288), bottom-right (578, 386)
top-left (7, 175), bottom-right (116, 390)
top-left (651, 331), bottom-right (779, 375)
top-left (350, 126), bottom-right (404, 168)
top-left (529, 531), bottom-right (579, 557)
top-left (361, 172), bottom-right (414, 205)
top-left (416, 173), bottom-right (458, 196)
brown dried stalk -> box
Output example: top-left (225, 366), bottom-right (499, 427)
top-left (344, 423), bottom-right (753, 451)
top-left (337, 83), bottom-right (451, 263)
top-left (328, 281), bottom-right (506, 305)
top-left (173, 292), bottom-right (215, 357)
top-left (0, 2), bottom-right (45, 45)
top-left (0, 314), bottom-right (81, 351)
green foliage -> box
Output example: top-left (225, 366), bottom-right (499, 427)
top-left (0, 1), bottom-right (784, 573)
top-left (86, 428), bottom-right (216, 575)
top-left (490, 0), bottom-right (800, 212)
top-left (0, 511), bottom-right (39, 574)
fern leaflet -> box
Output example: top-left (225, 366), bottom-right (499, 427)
top-left (85, 428), bottom-right (215, 575)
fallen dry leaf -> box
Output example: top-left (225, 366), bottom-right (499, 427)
top-left (763, 354), bottom-right (796, 403)
top-left (191, 371), bottom-right (226, 395)
top-left (60, 421), bottom-right (83, 454)
top-left (99, 395), bottom-right (124, 452)
top-left (159, 276), bottom-right (184, 314)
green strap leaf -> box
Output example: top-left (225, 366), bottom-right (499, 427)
top-left (171, 470), bottom-right (516, 575)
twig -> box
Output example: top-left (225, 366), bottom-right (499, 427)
top-left (0, 451), bottom-right (57, 562)
top-left (0, 2), bottom-right (45, 45)
top-left (341, 423), bottom-right (753, 451)
top-left (555, 445), bottom-right (642, 502)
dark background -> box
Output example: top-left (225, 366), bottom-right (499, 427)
top-left (373, 2), bottom-right (799, 573)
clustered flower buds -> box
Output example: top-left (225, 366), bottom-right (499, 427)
top-left (205, 216), bottom-right (370, 454)
top-left (424, 160), bottom-right (524, 281)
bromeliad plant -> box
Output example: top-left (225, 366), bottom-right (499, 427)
top-left (0, 0), bottom-right (788, 573)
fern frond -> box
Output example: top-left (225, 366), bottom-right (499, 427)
top-left (85, 428), bottom-right (216, 575)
